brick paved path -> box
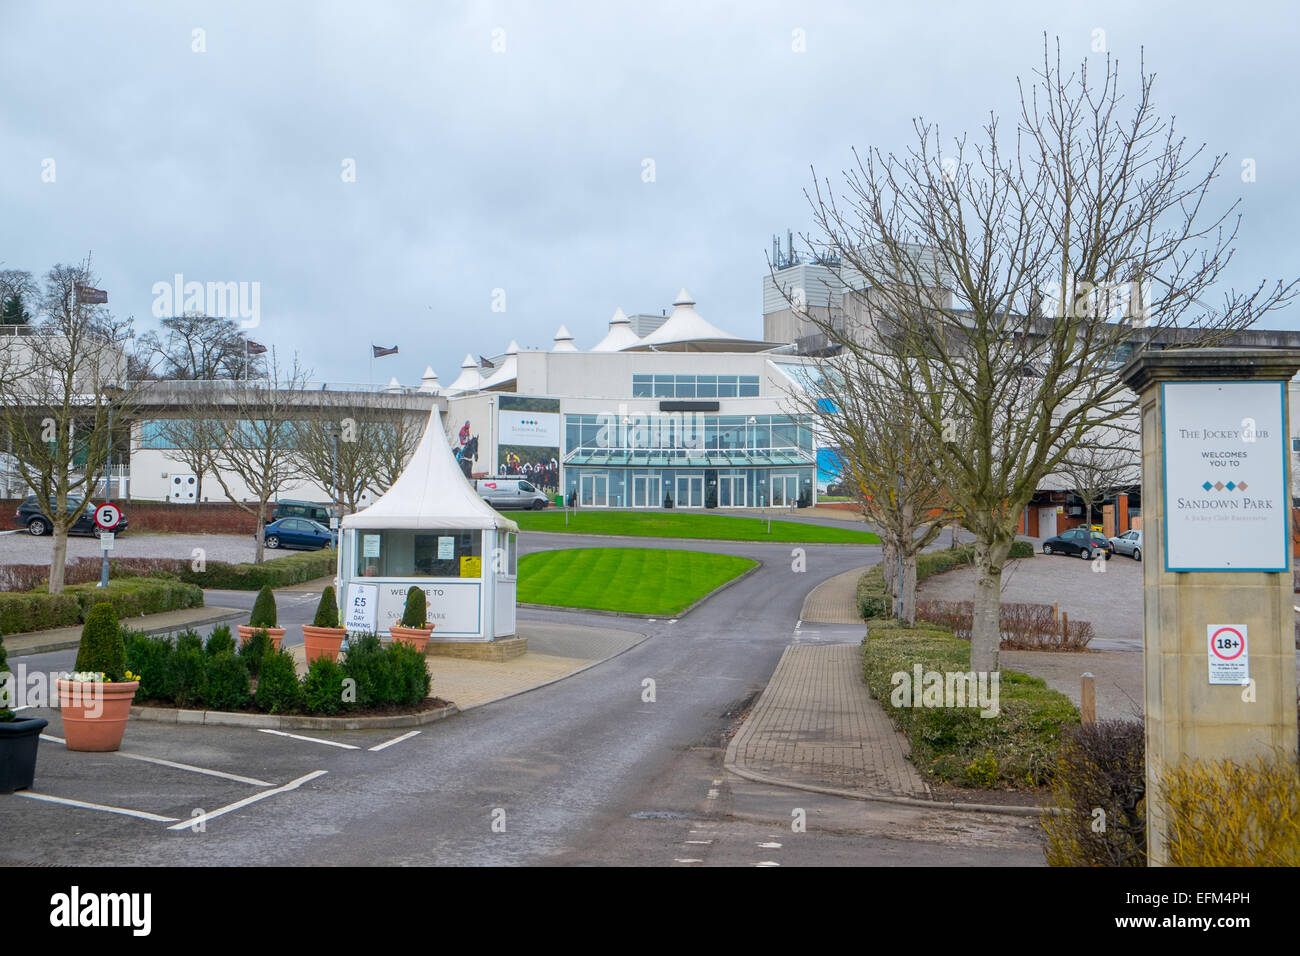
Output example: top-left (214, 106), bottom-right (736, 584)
top-left (726, 643), bottom-right (929, 798)
top-left (800, 566), bottom-right (869, 624)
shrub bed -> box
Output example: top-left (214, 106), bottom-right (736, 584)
top-left (916, 599), bottom-right (1096, 650)
top-left (124, 628), bottom-right (432, 716)
top-left (861, 620), bottom-right (1079, 788)
top-left (1040, 720), bottom-right (1146, 866)
top-left (180, 550), bottom-right (337, 590)
top-left (856, 541), bottom-right (1035, 620)
top-left (1, 551), bottom-right (336, 594)
top-left (0, 577), bottom-right (203, 635)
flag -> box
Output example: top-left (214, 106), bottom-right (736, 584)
top-left (245, 340), bottom-right (268, 355)
top-left (372, 344), bottom-right (399, 358)
top-left (76, 286), bottom-right (108, 304)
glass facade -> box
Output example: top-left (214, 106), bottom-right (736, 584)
top-left (631, 374), bottom-right (760, 398)
top-left (564, 413), bottom-right (812, 455)
top-left (355, 529), bottom-right (482, 578)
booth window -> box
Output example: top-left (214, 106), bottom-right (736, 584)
top-left (356, 529), bottom-right (483, 578)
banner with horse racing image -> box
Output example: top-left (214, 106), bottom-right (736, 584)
top-left (497, 396), bottom-right (561, 493)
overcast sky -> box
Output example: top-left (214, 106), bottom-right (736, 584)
top-left (3, 1), bottom-right (1297, 386)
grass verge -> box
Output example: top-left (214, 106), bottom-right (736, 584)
top-left (861, 619), bottom-right (1078, 789)
top-left (517, 547), bottom-right (757, 615)
top-left (512, 510), bottom-right (878, 544)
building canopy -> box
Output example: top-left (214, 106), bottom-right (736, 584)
top-left (342, 407), bottom-right (519, 532)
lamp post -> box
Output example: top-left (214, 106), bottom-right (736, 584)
top-left (330, 424), bottom-right (342, 525)
top-left (98, 383), bottom-right (122, 589)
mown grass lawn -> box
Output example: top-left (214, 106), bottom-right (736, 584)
top-left (517, 547), bottom-right (758, 615)
top-left (513, 509), bottom-right (878, 544)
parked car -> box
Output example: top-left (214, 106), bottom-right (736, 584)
top-left (473, 477), bottom-right (548, 511)
top-left (1042, 527), bottom-right (1112, 560)
top-left (264, 517), bottom-right (336, 551)
top-left (13, 496), bottom-right (129, 537)
top-left (1109, 529), bottom-right (1143, 561)
top-left (271, 499), bottom-right (332, 525)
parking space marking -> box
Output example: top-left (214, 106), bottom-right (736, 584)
top-left (17, 791), bottom-right (180, 823)
top-left (258, 729), bottom-right (359, 750)
top-left (114, 751), bottom-right (272, 786)
top-left (368, 731), bottom-right (421, 752)
top-left (166, 770), bottom-right (328, 831)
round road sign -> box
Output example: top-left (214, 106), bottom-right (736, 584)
top-left (1209, 626), bottom-right (1245, 661)
top-left (94, 502), bottom-right (122, 531)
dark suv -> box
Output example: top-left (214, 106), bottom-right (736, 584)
top-left (13, 496), bottom-right (129, 537)
top-left (271, 499), bottom-right (332, 524)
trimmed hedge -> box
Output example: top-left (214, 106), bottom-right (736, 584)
top-left (180, 550), bottom-right (337, 590)
top-left (861, 620), bottom-right (1079, 788)
top-left (857, 541), bottom-right (1035, 620)
top-left (0, 577), bottom-right (203, 637)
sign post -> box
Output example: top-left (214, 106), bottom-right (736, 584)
top-left (1121, 349), bottom-right (1300, 865)
top-left (93, 503), bottom-right (122, 588)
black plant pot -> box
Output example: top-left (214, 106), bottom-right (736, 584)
top-left (0, 716), bottom-right (48, 794)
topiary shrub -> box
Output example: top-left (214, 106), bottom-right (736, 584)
top-left (1009, 540), bottom-right (1036, 559)
top-left (302, 656), bottom-right (346, 715)
top-left (249, 585), bottom-right (277, 628)
top-left (163, 643), bottom-right (207, 708)
top-left (176, 629), bottom-right (203, 654)
top-left (239, 629), bottom-right (272, 678)
top-left (400, 587), bottom-right (427, 628)
top-left (74, 602), bottom-right (126, 680)
top-left (1040, 720), bottom-right (1146, 866)
top-left (255, 648), bottom-right (302, 714)
top-left (341, 633), bottom-right (392, 707)
top-left (205, 624), bottom-right (236, 656)
top-left (201, 653), bottom-right (251, 711)
top-left (124, 632), bottom-right (174, 700)
top-left (313, 586), bottom-right (340, 628)
top-left (386, 639), bottom-right (431, 705)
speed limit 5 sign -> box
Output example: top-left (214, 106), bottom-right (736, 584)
top-left (1207, 624), bottom-right (1249, 685)
top-left (94, 502), bottom-right (122, 531)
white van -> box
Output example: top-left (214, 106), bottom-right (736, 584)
top-left (474, 477), bottom-right (549, 511)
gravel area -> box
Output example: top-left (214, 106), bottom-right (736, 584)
top-left (0, 529), bottom-right (305, 566)
top-left (917, 545), bottom-right (1143, 651)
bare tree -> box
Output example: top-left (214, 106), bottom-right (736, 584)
top-left (371, 412), bottom-right (424, 494)
top-left (153, 408), bottom-right (222, 505)
top-left (290, 401), bottom-right (413, 516)
top-left (1055, 435), bottom-right (1140, 529)
top-left (779, 353), bottom-right (953, 624)
top-left (0, 258), bottom-right (138, 591)
top-left (208, 351), bottom-right (311, 563)
top-left (136, 313), bottom-right (259, 381)
top-left (804, 39), bottom-right (1298, 672)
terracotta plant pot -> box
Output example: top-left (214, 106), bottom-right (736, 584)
top-left (389, 625), bottom-right (434, 652)
top-left (57, 679), bottom-right (139, 753)
top-left (302, 625), bottom-right (346, 663)
top-left (0, 715), bottom-right (48, 793)
top-left (238, 625), bottom-right (285, 651)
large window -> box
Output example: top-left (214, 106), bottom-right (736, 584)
top-left (355, 529), bottom-right (482, 578)
top-left (565, 413), bottom-right (811, 453)
top-left (632, 374), bottom-right (759, 398)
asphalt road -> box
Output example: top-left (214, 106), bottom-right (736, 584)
top-left (2, 524), bottom-right (1046, 866)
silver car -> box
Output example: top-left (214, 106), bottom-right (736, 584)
top-left (1109, 529), bottom-right (1143, 560)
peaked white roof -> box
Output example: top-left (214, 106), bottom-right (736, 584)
top-left (418, 366), bottom-right (440, 394)
top-left (446, 353), bottom-right (481, 393)
top-left (342, 407), bottom-right (518, 531)
top-left (591, 307), bottom-right (642, 351)
top-left (480, 340), bottom-right (519, 389)
top-left (633, 288), bottom-right (741, 349)
top-left (552, 324), bottom-right (578, 351)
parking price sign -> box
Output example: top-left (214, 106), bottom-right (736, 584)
top-left (1207, 624), bottom-right (1249, 685)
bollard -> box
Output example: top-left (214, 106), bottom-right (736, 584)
top-left (1081, 672), bottom-right (1096, 725)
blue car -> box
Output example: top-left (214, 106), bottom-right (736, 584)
top-left (264, 517), bottom-right (336, 551)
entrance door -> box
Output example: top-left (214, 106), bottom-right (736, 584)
top-left (675, 475), bottom-right (703, 508)
top-left (580, 473), bottom-right (608, 507)
top-left (1038, 507), bottom-right (1057, 539)
top-left (771, 474), bottom-right (798, 507)
top-left (718, 475), bottom-right (746, 508)
top-left (632, 475), bottom-right (654, 508)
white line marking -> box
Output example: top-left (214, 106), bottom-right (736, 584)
top-left (40, 734), bottom-right (64, 743)
top-left (757, 841), bottom-right (783, 849)
top-left (674, 858), bottom-right (703, 864)
top-left (167, 770), bottom-right (328, 831)
top-left (17, 791), bottom-right (179, 823)
top-left (258, 728), bottom-right (359, 750)
top-left (685, 840), bottom-right (712, 845)
top-left (114, 751), bottom-right (272, 786)
top-left (756, 861), bottom-right (781, 867)
top-left (12, 705), bottom-right (31, 712)
top-left (706, 788), bottom-right (719, 800)
top-left (368, 730), bottom-right (421, 752)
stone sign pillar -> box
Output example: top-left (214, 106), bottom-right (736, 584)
top-left (1121, 349), bottom-right (1300, 865)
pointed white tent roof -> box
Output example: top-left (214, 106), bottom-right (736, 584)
top-left (591, 307), bottom-right (642, 351)
top-left (418, 366), bottom-right (440, 394)
top-left (629, 288), bottom-right (779, 352)
top-left (342, 407), bottom-right (518, 531)
top-left (480, 340), bottom-right (520, 389)
top-left (384, 376), bottom-right (403, 393)
top-left (552, 324), bottom-right (578, 351)
top-left (446, 353), bottom-right (481, 393)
